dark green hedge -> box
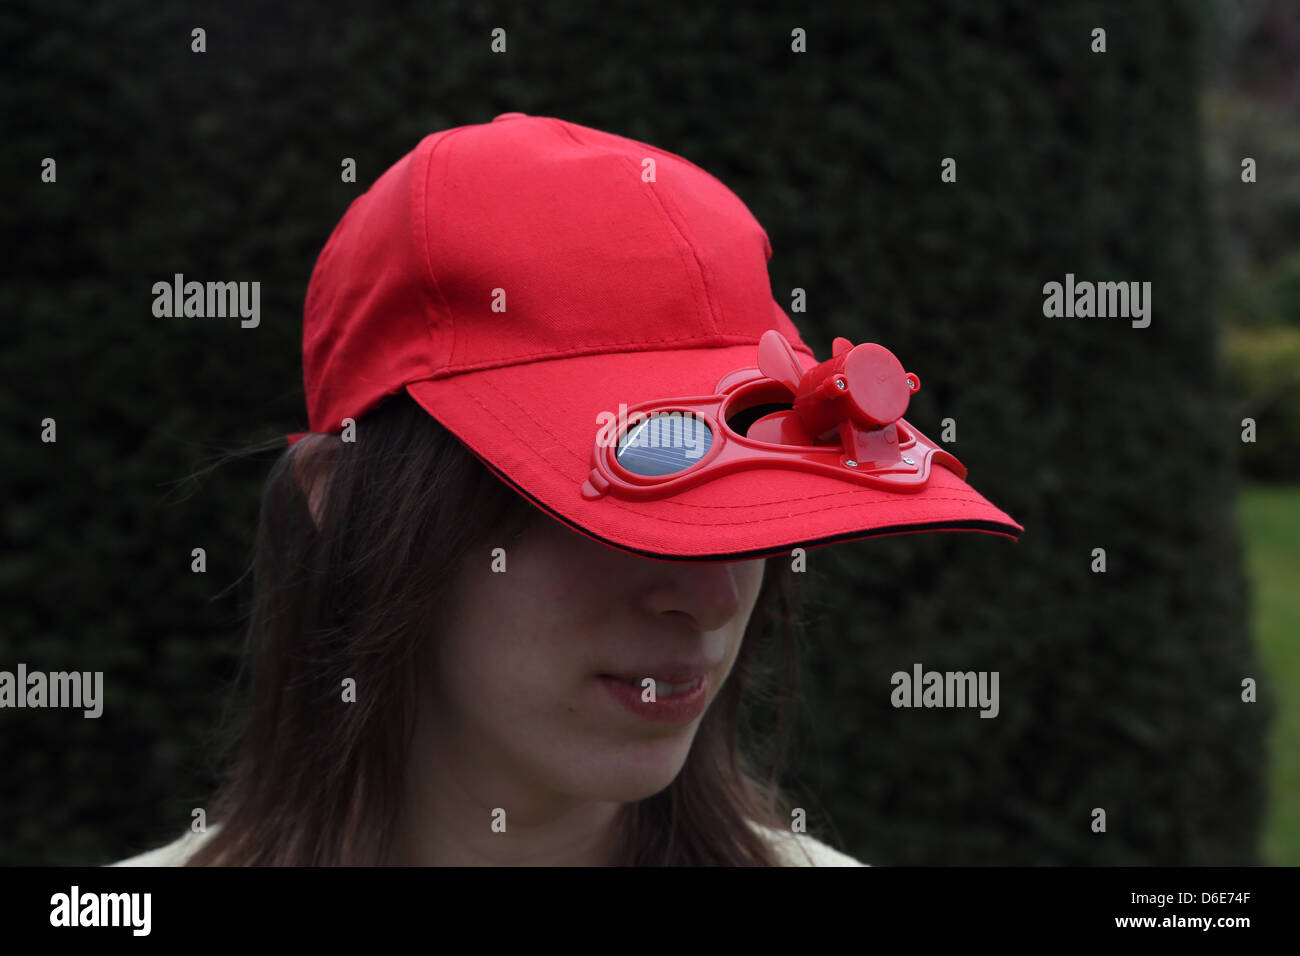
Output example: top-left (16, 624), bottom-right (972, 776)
top-left (1, 0), bottom-right (1268, 865)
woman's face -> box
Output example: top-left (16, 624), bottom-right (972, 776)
top-left (422, 512), bottom-right (767, 809)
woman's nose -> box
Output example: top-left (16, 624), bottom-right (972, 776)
top-left (643, 560), bottom-right (745, 633)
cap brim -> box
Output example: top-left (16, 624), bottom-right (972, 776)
top-left (406, 344), bottom-right (1022, 561)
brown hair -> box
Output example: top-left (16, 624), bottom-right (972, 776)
top-left (186, 391), bottom-right (814, 865)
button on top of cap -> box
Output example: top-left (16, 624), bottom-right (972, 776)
top-left (493, 112), bottom-right (528, 122)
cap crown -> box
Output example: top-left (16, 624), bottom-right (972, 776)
top-left (302, 114), bottom-right (811, 433)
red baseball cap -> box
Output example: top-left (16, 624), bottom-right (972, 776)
top-left (288, 112), bottom-right (1022, 560)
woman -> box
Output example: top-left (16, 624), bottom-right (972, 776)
top-left (111, 113), bottom-right (1020, 866)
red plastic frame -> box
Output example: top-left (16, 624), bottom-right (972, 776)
top-left (581, 332), bottom-right (966, 502)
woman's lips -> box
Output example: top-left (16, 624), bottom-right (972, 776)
top-left (604, 674), bottom-right (703, 696)
top-left (598, 662), bottom-right (715, 686)
top-left (597, 673), bottom-right (710, 724)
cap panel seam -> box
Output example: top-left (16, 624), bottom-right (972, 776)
top-left (416, 128), bottom-right (475, 374)
top-left (613, 151), bottom-right (722, 336)
top-left (544, 116), bottom-right (754, 217)
top-left (541, 120), bottom-right (774, 327)
top-left (543, 117), bottom-right (720, 335)
top-left (430, 333), bottom-right (790, 376)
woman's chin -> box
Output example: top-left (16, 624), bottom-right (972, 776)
top-left (561, 740), bottom-right (695, 803)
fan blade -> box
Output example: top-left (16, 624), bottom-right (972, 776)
top-left (757, 330), bottom-right (805, 392)
top-left (745, 410), bottom-right (813, 445)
